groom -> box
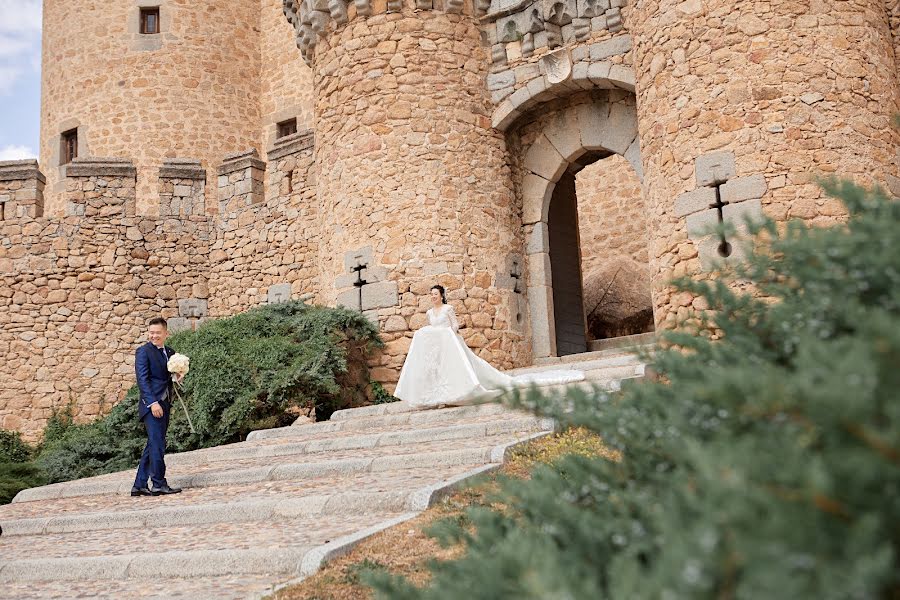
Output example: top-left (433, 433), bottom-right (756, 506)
top-left (131, 317), bottom-right (182, 497)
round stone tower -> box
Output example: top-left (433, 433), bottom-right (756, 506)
top-left (284, 0), bottom-right (529, 375)
top-left (628, 0), bottom-right (900, 327)
top-left (40, 0), bottom-right (264, 214)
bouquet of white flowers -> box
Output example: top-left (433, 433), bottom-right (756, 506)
top-left (166, 352), bottom-right (195, 433)
top-left (167, 353), bottom-right (190, 378)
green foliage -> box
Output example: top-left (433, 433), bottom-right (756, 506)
top-left (0, 429), bottom-right (32, 464)
top-left (35, 301), bottom-right (383, 485)
top-left (0, 461), bottom-right (46, 505)
top-left (367, 183), bottom-right (900, 600)
top-left (370, 380), bottom-right (400, 405)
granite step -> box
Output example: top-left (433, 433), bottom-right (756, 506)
top-left (8, 432), bottom-right (541, 504)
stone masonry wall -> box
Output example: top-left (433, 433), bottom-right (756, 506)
top-left (0, 162), bottom-right (211, 442)
top-left (260, 0), bottom-right (316, 152)
top-left (207, 133), bottom-right (320, 314)
top-left (310, 3), bottom-right (528, 383)
top-left (40, 0), bottom-right (263, 215)
top-left (630, 0), bottom-right (900, 329)
top-left (576, 153), bottom-right (647, 276)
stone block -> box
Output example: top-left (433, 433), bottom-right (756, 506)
top-left (543, 109), bottom-right (584, 162)
top-left (720, 174), bottom-right (767, 204)
top-left (580, 100), bottom-right (637, 155)
top-left (344, 246), bottom-right (374, 271)
top-left (686, 208), bottom-right (719, 240)
top-left (487, 70), bottom-right (515, 91)
top-left (527, 285), bottom-right (556, 358)
top-left (527, 252), bottom-right (552, 287)
top-left (624, 136), bottom-right (644, 181)
top-left (267, 283), bottom-right (292, 304)
top-left (722, 197), bottom-right (764, 228)
top-left (588, 34), bottom-right (631, 61)
top-left (675, 187), bottom-right (716, 218)
top-left (521, 173), bottom-right (554, 225)
top-left (423, 261), bottom-right (449, 277)
top-left (178, 299), bottom-right (209, 318)
top-left (695, 150), bottom-right (736, 187)
top-left (167, 317), bottom-right (193, 334)
top-left (525, 221), bottom-right (549, 255)
top-left (361, 281), bottom-right (399, 311)
top-left (523, 134), bottom-right (567, 182)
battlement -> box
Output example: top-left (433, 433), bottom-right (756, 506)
top-left (0, 160), bottom-right (45, 220)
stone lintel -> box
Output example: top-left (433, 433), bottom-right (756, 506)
top-left (0, 160), bottom-right (46, 184)
top-left (160, 159), bottom-right (206, 180)
top-left (66, 158), bottom-right (137, 179)
top-left (217, 149), bottom-right (266, 176)
top-left (267, 130), bottom-right (315, 162)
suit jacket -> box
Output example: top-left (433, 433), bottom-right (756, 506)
top-left (135, 342), bottom-right (174, 421)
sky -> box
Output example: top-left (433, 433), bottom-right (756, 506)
top-left (0, 0), bottom-right (42, 161)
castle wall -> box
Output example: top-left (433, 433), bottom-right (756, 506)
top-left (259, 0), bottom-right (316, 153)
top-left (207, 135), bottom-right (320, 314)
top-left (40, 0), bottom-right (263, 216)
top-left (629, 0), bottom-right (900, 328)
top-left (0, 161), bottom-right (212, 442)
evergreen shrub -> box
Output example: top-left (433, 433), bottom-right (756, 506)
top-left (368, 183), bottom-right (900, 599)
top-left (36, 301), bottom-right (383, 485)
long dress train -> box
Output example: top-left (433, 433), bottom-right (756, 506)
top-left (394, 304), bottom-right (584, 409)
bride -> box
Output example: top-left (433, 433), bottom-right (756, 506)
top-left (394, 285), bottom-right (584, 409)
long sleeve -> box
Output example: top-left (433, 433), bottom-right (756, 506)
top-left (134, 346), bottom-right (157, 406)
top-left (447, 305), bottom-right (460, 333)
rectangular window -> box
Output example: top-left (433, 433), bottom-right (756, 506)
top-left (61, 129), bottom-right (78, 165)
top-left (277, 118), bottom-right (298, 139)
top-left (140, 7), bottom-right (160, 34)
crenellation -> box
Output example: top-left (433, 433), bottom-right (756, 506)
top-left (0, 160), bottom-right (46, 220)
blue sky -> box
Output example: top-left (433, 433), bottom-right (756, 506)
top-left (0, 0), bottom-right (42, 161)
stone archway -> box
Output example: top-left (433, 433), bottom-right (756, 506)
top-left (516, 92), bottom-right (646, 359)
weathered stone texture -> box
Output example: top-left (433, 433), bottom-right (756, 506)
top-left (40, 0), bottom-right (264, 215)
top-left (312, 6), bottom-right (528, 382)
top-left (630, 0), bottom-right (900, 328)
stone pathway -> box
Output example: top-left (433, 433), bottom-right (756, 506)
top-left (0, 348), bottom-right (646, 599)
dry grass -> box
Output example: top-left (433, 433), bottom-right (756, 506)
top-left (268, 427), bottom-right (613, 600)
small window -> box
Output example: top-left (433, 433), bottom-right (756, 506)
top-left (140, 7), bottom-right (160, 34)
top-left (277, 118), bottom-right (298, 139)
top-left (61, 129), bottom-right (78, 165)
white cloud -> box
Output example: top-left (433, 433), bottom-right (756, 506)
top-left (0, 1), bottom-right (42, 36)
top-left (0, 145), bottom-right (36, 160)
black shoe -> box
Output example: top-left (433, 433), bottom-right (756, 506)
top-left (151, 485), bottom-right (182, 496)
top-left (131, 486), bottom-right (152, 497)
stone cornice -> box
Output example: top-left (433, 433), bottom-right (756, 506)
top-left (159, 159), bottom-right (206, 180)
top-left (267, 129), bottom-right (315, 161)
top-left (218, 149), bottom-right (266, 176)
top-left (0, 160), bottom-right (46, 184)
top-left (65, 158), bottom-right (137, 179)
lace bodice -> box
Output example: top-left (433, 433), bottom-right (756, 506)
top-left (427, 304), bottom-right (459, 332)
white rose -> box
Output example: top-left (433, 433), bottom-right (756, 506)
top-left (167, 353), bottom-right (190, 377)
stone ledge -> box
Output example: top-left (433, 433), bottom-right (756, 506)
top-left (65, 158), bottom-right (136, 179)
top-left (0, 160), bottom-right (45, 183)
top-left (159, 159), bottom-right (206, 180)
top-left (267, 129), bottom-right (315, 161)
top-left (217, 149), bottom-right (266, 176)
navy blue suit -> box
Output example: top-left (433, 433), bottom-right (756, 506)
top-left (133, 342), bottom-right (174, 490)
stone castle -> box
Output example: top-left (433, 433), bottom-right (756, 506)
top-left (1, 0), bottom-right (898, 440)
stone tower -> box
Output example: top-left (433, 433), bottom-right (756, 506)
top-left (285, 0), bottom-right (531, 370)
top-left (39, 0), bottom-right (265, 214)
top-left (628, 0), bottom-right (900, 327)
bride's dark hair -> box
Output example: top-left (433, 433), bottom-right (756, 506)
top-left (431, 285), bottom-right (447, 304)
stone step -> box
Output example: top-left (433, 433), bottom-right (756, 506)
top-left (9, 443), bottom-right (507, 503)
top-left (532, 344), bottom-right (653, 367)
top-left (1, 461), bottom-right (508, 535)
top-left (506, 352), bottom-right (644, 377)
top-left (587, 331), bottom-right (657, 353)
top-left (3, 572), bottom-right (285, 600)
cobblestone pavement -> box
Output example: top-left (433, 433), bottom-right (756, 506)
top-left (0, 354), bottom-right (643, 598)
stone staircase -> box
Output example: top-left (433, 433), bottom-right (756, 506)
top-left (0, 348), bottom-right (646, 600)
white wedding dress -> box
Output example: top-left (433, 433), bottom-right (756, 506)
top-left (394, 304), bottom-right (585, 409)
